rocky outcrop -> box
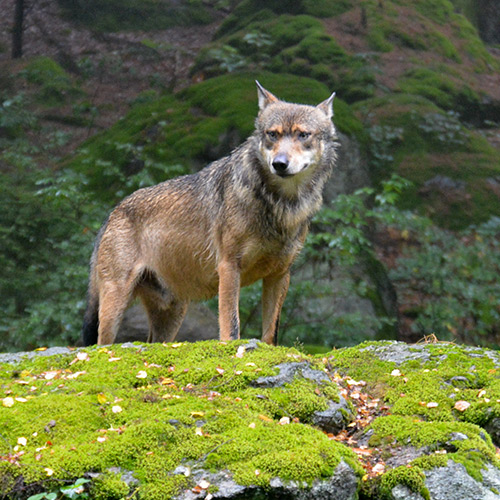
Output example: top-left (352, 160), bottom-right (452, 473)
top-left (1, 340), bottom-right (499, 499)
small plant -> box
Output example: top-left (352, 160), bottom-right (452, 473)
top-left (27, 478), bottom-right (90, 500)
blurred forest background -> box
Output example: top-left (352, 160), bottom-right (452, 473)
top-left (1, 0), bottom-right (499, 352)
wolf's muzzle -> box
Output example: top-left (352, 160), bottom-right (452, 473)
top-left (272, 154), bottom-right (289, 176)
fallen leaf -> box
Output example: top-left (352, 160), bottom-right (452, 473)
top-left (108, 357), bottom-right (121, 362)
top-left (97, 436), bottom-right (107, 443)
top-left (2, 397), bottom-right (14, 408)
top-left (454, 401), bottom-right (471, 412)
top-left (372, 463), bottom-right (385, 475)
top-left (248, 422), bottom-right (256, 429)
top-left (215, 367), bottom-right (225, 375)
top-left (235, 345), bottom-right (246, 358)
top-left (17, 437), bottom-right (27, 446)
top-left (426, 402), bottom-right (439, 408)
top-left (258, 414), bottom-right (273, 423)
top-left (44, 371), bottom-right (59, 380)
top-left (76, 352), bottom-right (89, 361)
top-left (198, 479), bottom-right (210, 489)
top-left (97, 393), bottom-right (107, 404)
top-left (190, 411), bottom-right (205, 418)
top-left (15, 397), bottom-right (27, 403)
top-left (195, 427), bottom-right (204, 436)
top-left (136, 370), bottom-right (148, 379)
top-left (111, 405), bottom-right (122, 413)
top-left (44, 467), bottom-right (54, 476)
top-left (391, 369), bottom-right (402, 377)
top-left (278, 417), bottom-right (290, 425)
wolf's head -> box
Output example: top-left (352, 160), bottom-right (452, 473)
top-left (254, 81), bottom-right (337, 181)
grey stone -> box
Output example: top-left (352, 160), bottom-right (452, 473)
top-left (485, 417), bottom-right (500, 447)
top-left (360, 341), bottom-right (431, 366)
top-left (311, 396), bottom-right (354, 434)
top-left (424, 460), bottom-right (500, 500)
top-left (174, 460), bottom-right (358, 500)
top-left (252, 362), bottom-right (329, 388)
top-left (0, 346), bottom-right (73, 364)
top-left (117, 302), bottom-right (218, 343)
top-left (391, 484), bottom-right (426, 500)
top-left (481, 463), bottom-right (500, 493)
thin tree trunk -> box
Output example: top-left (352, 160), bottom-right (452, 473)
top-left (12, 0), bottom-right (25, 58)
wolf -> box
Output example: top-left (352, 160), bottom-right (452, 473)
top-left (82, 81), bottom-right (338, 346)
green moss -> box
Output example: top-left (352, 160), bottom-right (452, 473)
top-left (22, 56), bottom-right (81, 106)
top-left (92, 473), bottom-right (130, 500)
top-left (217, 0), bottom-right (352, 37)
top-left (0, 341), bottom-right (362, 498)
top-left (354, 94), bottom-right (500, 228)
top-left (379, 465), bottom-right (429, 500)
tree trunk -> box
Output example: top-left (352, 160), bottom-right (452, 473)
top-left (12, 0), bottom-right (25, 59)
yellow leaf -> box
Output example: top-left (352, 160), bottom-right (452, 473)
top-left (258, 414), bottom-right (273, 423)
top-left (35, 347), bottom-right (47, 351)
top-left (97, 393), bottom-right (107, 404)
top-left (190, 411), bottom-right (205, 418)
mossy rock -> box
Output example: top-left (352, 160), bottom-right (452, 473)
top-left (194, 14), bottom-right (375, 102)
top-left (67, 73), bottom-right (361, 202)
top-left (0, 340), bottom-right (361, 499)
top-left (354, 94), bottom-right (500, 229)
top-left (217, 0), bottom-right (353, 37)
top-left (1, 340), bottom-right (500, 499)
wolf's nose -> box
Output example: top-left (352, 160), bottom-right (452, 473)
top-left (272, 154), bottom-right (289, 174)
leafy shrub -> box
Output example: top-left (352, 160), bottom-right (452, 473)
top-left (389, 214), bottom-right (500, 346)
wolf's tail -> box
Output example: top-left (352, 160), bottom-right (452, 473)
top-left (82, 290), bottom-right (99, 346)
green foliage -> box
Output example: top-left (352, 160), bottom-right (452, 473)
top-left (389, 214), bottom-right (500, 346)
top-left (0, 168), bottom-right (105, 351)
top-left (28, 478), bottom-right (91, 499)
top-left (22, 57), bottom-right (81, 106)
top-left (0, 93), bottom-right (36, 138)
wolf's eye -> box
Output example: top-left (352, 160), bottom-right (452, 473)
top-left (266, 130), bottom-right (278, 140)
top-left (298, 131), bottom-right (311, 140)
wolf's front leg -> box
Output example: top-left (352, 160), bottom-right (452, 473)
top-left (261, 271), bottom-right (290, 345)
top-left (218, 259), bottom-right (241, 341)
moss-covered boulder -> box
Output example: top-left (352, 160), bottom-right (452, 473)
top-left (1, 340), bottom-right (499, 499)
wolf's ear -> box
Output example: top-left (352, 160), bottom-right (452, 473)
top-left (317, 92), bottom-right (336, 119)
top-left (256, 80), bottom-right (279, 111)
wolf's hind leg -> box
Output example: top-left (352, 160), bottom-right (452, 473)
top-left (98, 281), bottom-right (133, 345)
